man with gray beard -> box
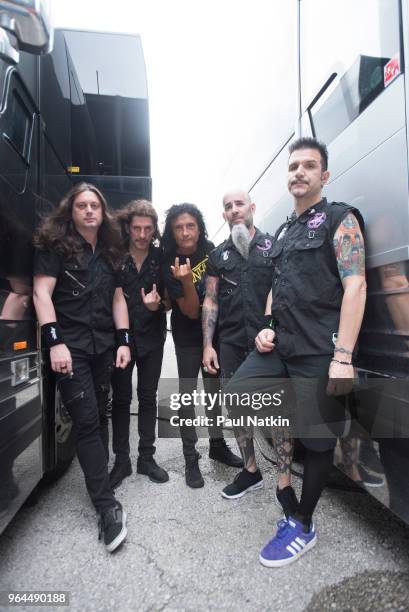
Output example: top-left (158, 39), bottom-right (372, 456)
top-left (202, 189), bottom-right (273, 380)
top-left (203, 190), bottom-right (297, 518)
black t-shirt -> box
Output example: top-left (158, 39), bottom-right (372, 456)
top-left (119, 245), bottom-right (166, 356)
top-left (163, 241), bottom-right (215, 347)
top-left (34, 238), bottom-right (121, 354)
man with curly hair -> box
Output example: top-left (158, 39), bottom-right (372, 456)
top-left (109, 200), bottom-right (169, 489)
top-left (162, 203), bottom-right (243, 488)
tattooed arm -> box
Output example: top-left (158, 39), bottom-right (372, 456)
top-left (327, 213), bottom-right (367, 395)
top-left (202, 275), bottom-right (220, 374)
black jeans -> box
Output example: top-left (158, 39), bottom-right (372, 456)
top-left (56, 348), bottom-right (115, 513)
top-left (225, 349), bottom-right (346, 452)
top-left (219, 343), bottom-right (250, 382)
top-left (111, 343), bottom-right (164, 462)
top-left (175, 344), bottom-right (223, 459)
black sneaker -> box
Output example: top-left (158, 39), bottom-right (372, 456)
top-left (358, 464), bottom-right (384, 487)
top-left (275, 485), bottom-right (299, 518)
top-left (221, 468), bottom-right (263, 499)
top-left (185, 457), bottom-right (204, 488)
top-left (98, 501), bottom-right (127, 553)
top-left (109, 459), bottom-right (132, 490)
top-left (137, 457), bottom-right (169, 483)
top-left (209, 439), bottom-right (244, 468)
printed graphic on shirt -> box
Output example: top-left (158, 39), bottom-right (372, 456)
top-left (191, 255), bottom-right (209, 284)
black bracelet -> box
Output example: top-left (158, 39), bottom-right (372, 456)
top-left (41, 322), bottom-right (65, 348)
top-left (331, 358), bottom-right (352, 366)
top-left (116, 328), bottom-right (131, 347)
top-left (261, 315), bottom-right (276, 331)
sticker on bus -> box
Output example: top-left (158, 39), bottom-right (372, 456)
top-left (384, 53), bottom-right (401, 88)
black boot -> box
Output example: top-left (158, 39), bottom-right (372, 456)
top-left (185, 456), bottom-right (204, 488)
top-left (109, 459), bottom-right (132, 490)
top-left (137, 456), bottom-right (169, 483)
top-left (209, 438), bottom-right (243, 468)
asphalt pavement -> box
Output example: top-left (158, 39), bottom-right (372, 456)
top-left (1, 334), bottom-right (409, 612)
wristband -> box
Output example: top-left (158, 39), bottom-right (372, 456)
top-left (331, 358), bottom-right (352, 366)
top-left (41, 322), bottom-right (65, 348)
top-left (116, 328), bottom-right (131, 347)
top-left (261, 315), bottom-right (276, 331)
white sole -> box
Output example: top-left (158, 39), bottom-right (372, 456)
top-left (221, 480), bottom-right (264, 499)
top-left (362, 479), bottom-right (385, 488)
top-left (259, 533), bottom-right (317, 567)
top-left (105, 510), bottom-right (127, 553)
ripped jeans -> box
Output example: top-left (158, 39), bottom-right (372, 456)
top-left (56, 348), bottom-right (115, 512)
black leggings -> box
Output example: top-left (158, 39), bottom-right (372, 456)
top-left (296, 446), bottom-right (334, 528)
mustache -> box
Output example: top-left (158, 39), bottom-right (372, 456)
top-left (290, 179), bottom-right (309, 185)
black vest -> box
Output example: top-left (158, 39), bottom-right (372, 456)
top-left (270, 198), bottom-right (364, 358)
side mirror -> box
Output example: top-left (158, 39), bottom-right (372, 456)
top-left (0, 0), bottom-right (52, 54)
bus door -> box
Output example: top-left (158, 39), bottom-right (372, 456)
top-left (0, 59), bottom-right (42, 532)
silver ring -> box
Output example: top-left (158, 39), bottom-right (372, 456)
top-left (203, 366), bottom-right (208, 373)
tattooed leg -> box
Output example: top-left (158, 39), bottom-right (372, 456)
top-left (233, 426), bottom-right (257, 472)
top-left (274, 432), bottom-right (294, 489)
top-left (339, 436), bottom-right (360, 481)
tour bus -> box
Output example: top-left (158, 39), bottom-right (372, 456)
top-left (245, 0), bottom-right (409, 524)
top-left (0, 1), bottom-right (151, 533)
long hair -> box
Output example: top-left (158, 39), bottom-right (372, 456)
top-left (34, 182), bottom-right (123, 268)
top-left (116, 199), bottom-right (161, 248)
top-left (161, 203), bottom-right (208, 256)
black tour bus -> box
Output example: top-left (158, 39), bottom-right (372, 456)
top-left (0, 1), bottom-right (151, 533)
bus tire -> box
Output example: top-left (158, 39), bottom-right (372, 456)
top-left (43, 386), bottom-right (76, 483)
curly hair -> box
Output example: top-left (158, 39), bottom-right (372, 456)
top-left (161, 203), bottom-right (208, 256)
top-left (34, 182), bottom-right (123, 269)
top-left (116, 199), bottom-right (161, 247)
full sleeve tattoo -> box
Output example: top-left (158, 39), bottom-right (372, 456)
top-left (202, 275), bottom-right (219, 347)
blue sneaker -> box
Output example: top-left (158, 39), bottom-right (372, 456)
top-left (259, 516), bottom-right (317, 567)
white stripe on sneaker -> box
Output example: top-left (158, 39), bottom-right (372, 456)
top-left (295, 537), bottom-right (306, 547)
top-left (291, 541), bottom-right (302, 552)
top-left (286, 545), bottom-right (297, 555)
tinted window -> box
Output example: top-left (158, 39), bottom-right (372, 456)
top-left (0, 72), bottom-right (34, 193)
top-left (39, 29), bottom-right (72, 169)
top-left (301, 0), bottom-right (402, 143)
top-left (62, 30), bottom-right (150, 178)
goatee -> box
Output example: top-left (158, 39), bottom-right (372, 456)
top-left (231, 223), bottom-right (251, 259)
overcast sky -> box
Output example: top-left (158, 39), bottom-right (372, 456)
top-left (51, 0), bottom-right (296, 237)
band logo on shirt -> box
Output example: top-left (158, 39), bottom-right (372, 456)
top-left (191, 256), bottom-right (209, 285)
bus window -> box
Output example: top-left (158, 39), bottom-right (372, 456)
top-left (63, 31), bottom-right (150, 178)
top-left (300, 0), bottom-right (401, 143)
top-left (0, 73), bottom-right (34, 193)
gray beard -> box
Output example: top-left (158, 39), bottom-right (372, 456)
top-left (231, 223), bottom-right (251, 259)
